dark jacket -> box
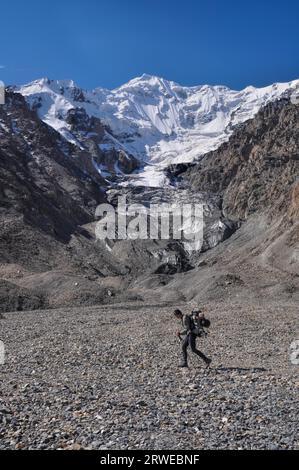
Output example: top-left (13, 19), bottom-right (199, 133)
top-left (179, 314), bottom-right (195, 336)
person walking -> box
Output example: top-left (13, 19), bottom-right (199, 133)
top-left (174, 309), bottom-right (212, 368)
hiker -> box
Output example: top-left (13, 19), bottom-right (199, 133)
top-left (174, 309), bottom-right (212, 368)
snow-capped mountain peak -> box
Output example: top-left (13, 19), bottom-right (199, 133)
top-left (18, 75), bottom-right (299, 187)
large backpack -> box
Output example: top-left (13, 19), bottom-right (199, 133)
top-left (189, 313), bottom-right (210, 336)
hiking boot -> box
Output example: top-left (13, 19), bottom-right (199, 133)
top-left (205, 358), bottom-right (212, 368)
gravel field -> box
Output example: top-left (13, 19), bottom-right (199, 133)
top-left (0, 301), bottom-right (298, 450)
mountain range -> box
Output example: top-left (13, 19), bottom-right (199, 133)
top-left (0, 75), bottom-right (298, 312)
top-left (18, 75), bottom-right (299, 186)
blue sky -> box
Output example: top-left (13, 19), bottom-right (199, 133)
top-left (0, 0), bottom-right (298, 90)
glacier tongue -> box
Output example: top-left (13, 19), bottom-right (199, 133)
top-left (18, 75), bottom-right (299, 187)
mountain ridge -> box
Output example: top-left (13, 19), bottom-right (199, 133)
top-left (18, 75), bottom-right (299, 187)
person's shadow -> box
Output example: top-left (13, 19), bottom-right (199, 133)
top-left (207, 366), bottom-right (267, 373)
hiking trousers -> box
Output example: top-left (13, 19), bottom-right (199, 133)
top-left (181, 333), bottom-right (208, 365)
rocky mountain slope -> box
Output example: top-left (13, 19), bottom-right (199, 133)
top-left (159, 98), bottom-right (299, 305)
top-left (0, 84), bottom-right (298, 313)
top-left (0, 91), bottom-right (106, 241)
top-left (183, 98), bottom-right (299, 222)
top-left (0, 91), bottom-right (115, 310)
top-left (18, 76), bottom-right (299, 186)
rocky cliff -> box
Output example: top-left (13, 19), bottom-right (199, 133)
top-left (183, 98), bottom-right (299, 223)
